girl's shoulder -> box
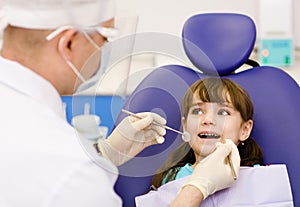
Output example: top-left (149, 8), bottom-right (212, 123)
top-left (162, 163), bottom-right (194, 185)
top-left (175, 163), bottom-right (194, 180)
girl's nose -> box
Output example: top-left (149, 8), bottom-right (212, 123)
top-left (201, 112), bottom-right (216, 126)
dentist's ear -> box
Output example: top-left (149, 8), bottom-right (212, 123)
top-left (58, 37), bottom-right (66, 52)
top-left (58, 36), bottom-right (72, 63)
top-left (58, 30), bottom-right (77, 61)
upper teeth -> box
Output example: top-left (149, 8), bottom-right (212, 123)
top-left (199, 133), bottom-right (220, 138)
top-left (200, 133), bottom-right (218, 136)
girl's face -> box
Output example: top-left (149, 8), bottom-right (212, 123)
top-left (183, 94), bottom-right (253, 162)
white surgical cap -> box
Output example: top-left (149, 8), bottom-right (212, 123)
top-left (0, 0), bottom-right (115, 29)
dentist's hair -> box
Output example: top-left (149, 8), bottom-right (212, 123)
top-left (151, 78), bottom-right (263, 188)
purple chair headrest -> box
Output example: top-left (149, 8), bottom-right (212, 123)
top-left (182, 13), bottom-right (256, 75)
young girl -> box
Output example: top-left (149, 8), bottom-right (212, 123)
top-left (151, 77), bottom-right (263, 188)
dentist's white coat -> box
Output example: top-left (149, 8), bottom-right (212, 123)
top-left (0, 56), bottom-right (122, 207)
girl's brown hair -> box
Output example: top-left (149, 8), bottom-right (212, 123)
top-left (152, 78), bottom-right (263, 188)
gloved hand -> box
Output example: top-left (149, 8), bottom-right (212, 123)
top-left (181, 139), bottom-right (240, 199)
top-left (97, 112), bottom-right (166, 166)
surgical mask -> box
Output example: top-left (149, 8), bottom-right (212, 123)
top-left (74, 42), bottom-right (111, 93)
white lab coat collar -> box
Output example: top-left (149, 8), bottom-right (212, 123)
top-left (0, 56), bottom-right (65, 119)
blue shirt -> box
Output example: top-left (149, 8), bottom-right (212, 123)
top-left (162, 163), bottom-right (194, 184)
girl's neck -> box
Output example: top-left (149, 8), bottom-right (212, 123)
top-left (192, 154), bottom-right (206, 169)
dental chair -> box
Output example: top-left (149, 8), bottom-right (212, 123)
top-left (114, 13), bottom-right (300, 207)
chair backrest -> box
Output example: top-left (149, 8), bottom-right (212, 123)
top-left (114, 13), bottom-right (300, 207)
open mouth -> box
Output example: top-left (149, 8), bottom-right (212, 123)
top-left (198, 133), bottom-right (221, 139)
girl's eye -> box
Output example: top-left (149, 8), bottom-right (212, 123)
top-left (218, 109), bottom-right (230, 116)
top-left (191, 108), bottom-right (203, 115)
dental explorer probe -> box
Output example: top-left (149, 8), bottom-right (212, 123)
top-left (121, 109), bottom-right (191, 142)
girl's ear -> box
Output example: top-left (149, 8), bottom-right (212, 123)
top-left (240, 120), bottom-right (253, 142)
